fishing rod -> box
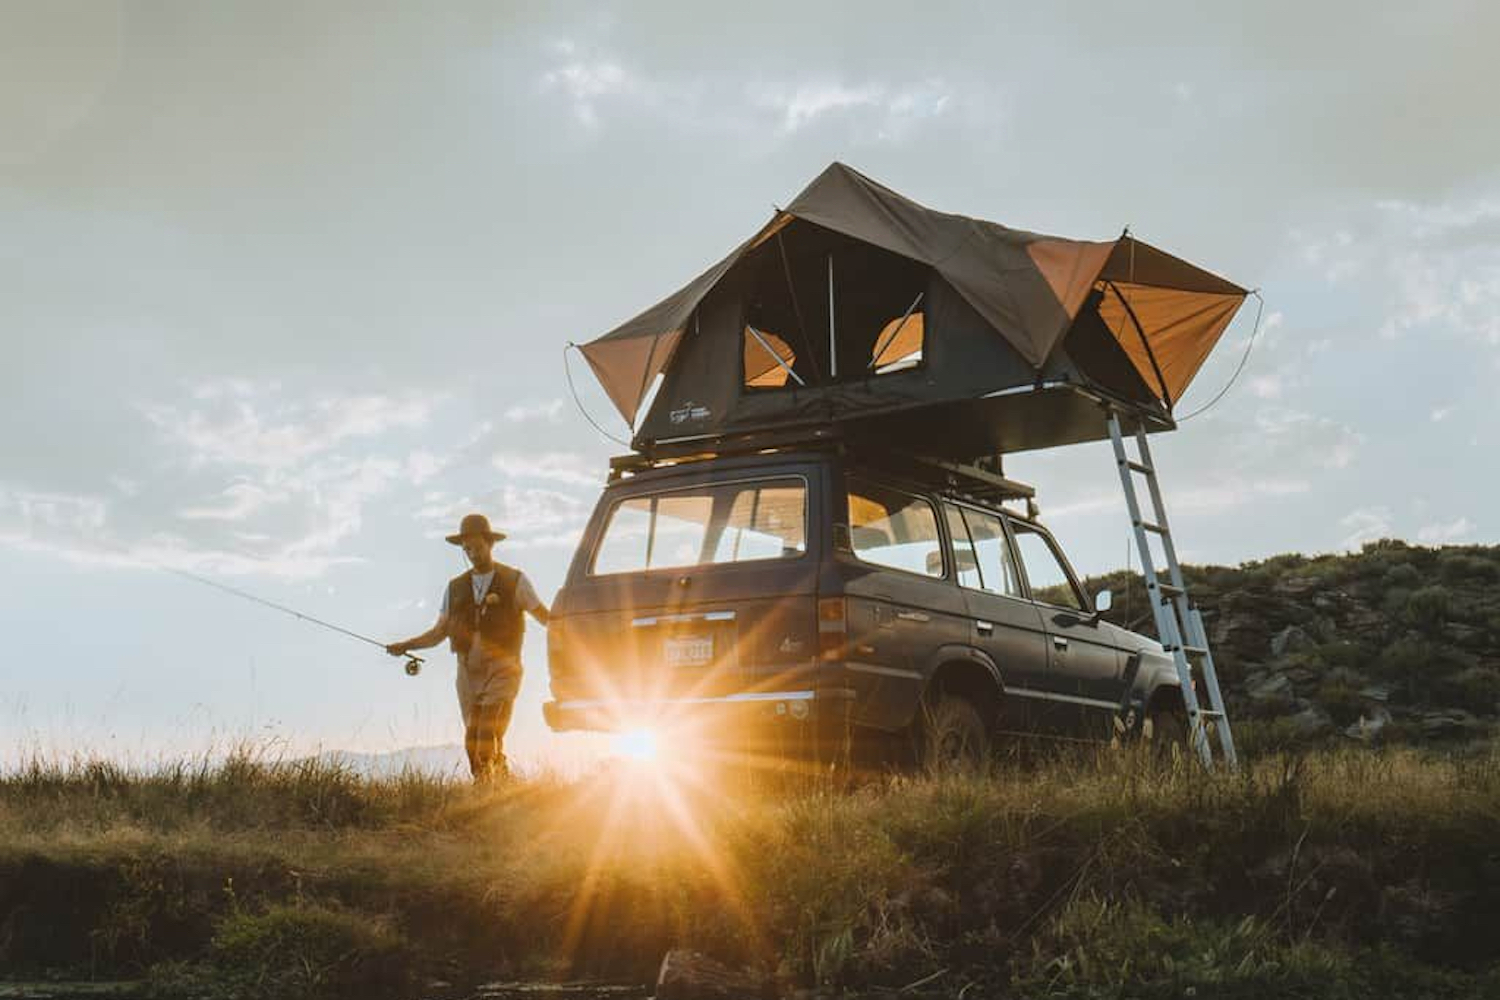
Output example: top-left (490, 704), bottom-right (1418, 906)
top-left (165, 566), bottom-right (424, 676)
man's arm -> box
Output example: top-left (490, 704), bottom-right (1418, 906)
top-left (387, 613), bottom-right (448, 657)
top-left (516, 572), bottom-right (550, 626)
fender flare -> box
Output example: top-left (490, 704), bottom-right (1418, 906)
top-left (920, 642), bottom-right (1006, 693)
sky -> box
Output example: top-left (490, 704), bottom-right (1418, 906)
top-left (3, 1), bottom-right (1497, 767)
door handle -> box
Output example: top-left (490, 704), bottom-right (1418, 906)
top-left (1052, 635), bottom-right (1069, 650)
top-left (975, 620), bottom-right (994, 635)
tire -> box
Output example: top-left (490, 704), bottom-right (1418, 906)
top-left (920, 694), bottom-right (991, 774)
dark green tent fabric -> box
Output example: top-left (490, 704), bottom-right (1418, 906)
top-left (580, 163), bottom-right (1247, 452)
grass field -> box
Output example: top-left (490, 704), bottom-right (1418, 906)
top-left (3, 735), bottom-right (1499, 999)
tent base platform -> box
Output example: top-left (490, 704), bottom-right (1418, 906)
top-left (630, 383), bottom-right (1173, 467)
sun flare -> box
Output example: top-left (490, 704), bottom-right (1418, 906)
top-left (610, 727), bottom-right (662, 764)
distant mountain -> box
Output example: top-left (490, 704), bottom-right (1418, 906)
top-left (316, 743), bottom-right (468, 778)
top-left (1085, 539), bottom-right (1500, 744)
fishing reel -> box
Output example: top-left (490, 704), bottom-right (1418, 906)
top-left (403, 654), bottom-right (424, 677)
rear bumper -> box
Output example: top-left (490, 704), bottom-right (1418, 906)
top-left (543, 687), bottom-right (856, 733)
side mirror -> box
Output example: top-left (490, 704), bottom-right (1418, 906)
top-left (1093, 589), bottom-right (1113, 614)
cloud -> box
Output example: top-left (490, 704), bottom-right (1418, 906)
top-left (539, 41), bottom-right (640, 128)
top-left (0, 382), bottom-right (454, 580)
top-left (1293, 196), bottom-right (1500, 353)
top-left (1340, 506), bottom-right (1393, 551)
top-left (1418, 516), bottom-right (1474, 544)
top-left (178, 481), bottom-right (285, 521)
top-left (141, 380), bottom-right (435, 470)
top-left (503, 398), bottom-right (564, 423)
top-left (492, 450), bottom-right (600, 488)
top-left (416, 484), bottom-right (593, 550)
top-left (748, 78), bottom-right (956, 139)
top-left (0, 481), bottom-right (351, 579)
top-left (536, 37), bottom-right (971, 142)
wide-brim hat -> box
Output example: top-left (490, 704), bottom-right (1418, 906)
top-left (446, 512), bottom-right (506, 545)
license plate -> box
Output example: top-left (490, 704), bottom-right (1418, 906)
top-left (664, 634), bottom-right (714, 667)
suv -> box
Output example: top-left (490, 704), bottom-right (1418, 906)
top-left (542, 446), bottom-right (1188, 767)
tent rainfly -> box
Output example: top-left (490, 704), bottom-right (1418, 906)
top-left (579, 163), bottom-right (1249, 460)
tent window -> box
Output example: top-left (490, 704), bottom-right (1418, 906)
top-left (743, 326), bottom-right (799, 389)
top-left (870, 311), bottom-right (924, 373)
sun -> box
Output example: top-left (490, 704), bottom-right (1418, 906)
top-left (610, 727), bottom-right (661, 764)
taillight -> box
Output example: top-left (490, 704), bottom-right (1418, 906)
top-left (818, 597), bottom-right (846, 661)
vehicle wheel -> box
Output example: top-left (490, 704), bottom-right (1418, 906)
top-left (1143, 703), bottom-right (1188, 762)
top-left (920, 694), bottom-right (990, 774)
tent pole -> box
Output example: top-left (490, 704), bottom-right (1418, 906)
top-left (827, 255), bottom-right (837, 380)
top-left (1107, 280), bottom-right (1173, 410)
top-left (776, 231), bottom-right (822, 384)
top-left (868, 291), bottom-right (924, 371)
top-left (747, 324), bottom-right (806, 387)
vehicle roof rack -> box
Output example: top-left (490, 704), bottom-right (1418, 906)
top-left (607, 425), bottom-right (1035, 503)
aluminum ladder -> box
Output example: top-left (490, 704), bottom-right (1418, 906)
top-left (1107, 409), bottom-right (1238, 769)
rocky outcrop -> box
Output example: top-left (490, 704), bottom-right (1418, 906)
top-left (1088, 540), bottom-right (1500, 743)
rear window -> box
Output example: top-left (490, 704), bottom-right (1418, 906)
top-left (591, 477), bottom-right (807, 575)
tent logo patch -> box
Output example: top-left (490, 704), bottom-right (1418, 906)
top-left (670, 401), bottom-right (711, 425)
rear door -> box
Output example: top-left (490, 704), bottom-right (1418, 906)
top-left (942, 503), bottom-right (1057, 733)
top-left (552, 467), bottom-right (822, 708)
top-left (1007, 518), bottom-right (1123, 736)
top-left (839, 477), bottom-right (968, 730)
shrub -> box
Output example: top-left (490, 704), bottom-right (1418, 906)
top-left (206, 903), bottom-right (410, 1000)
top-left (1405, 586), bottom-right (1452, 632)
top-left (1384, 563), bottom-right (1422, 590)
top-left (1382, 587), bottom-right (1414, 618)
top-left (1442, 667), bottom-right (1500, 717)
top-left (1438, 552), bottom-right (1500, 585)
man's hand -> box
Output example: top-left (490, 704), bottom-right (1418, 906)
top-left (386, 641), bottom-right (410, 657)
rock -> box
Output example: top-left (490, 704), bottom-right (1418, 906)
top-left (1286, 701), bottom-right (1333, 738)
top-left (1278, 576), bottom-right (1320, 598)
top-left (1324, 666), bottom-right (1369, 688)
top-left (1271, 625), bottom-right (1316, 659)
top-left (1417, 709), bottom-right (1486, 740)
top-left (1281, 665), bottom-right (1320, 688)
top-left (656, 950), bottom-right (770, 1000)
top-left (1446, 622), bottom-right (1486, 648)
top-left (1248, 672), bottom-right (1294, 701)
top-left (1344, 706), bottom-right (1391, 742)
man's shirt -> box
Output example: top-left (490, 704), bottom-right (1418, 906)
top-left (438, 569), bottom-right (544, 618)
top-left (437, 569), bottom-right (543, 669)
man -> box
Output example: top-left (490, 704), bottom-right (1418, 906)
top-left (387, 513), bottom-right (548, 780)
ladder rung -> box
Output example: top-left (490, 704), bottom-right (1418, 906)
top-left (1138, 521), bottom-right (1168, 535)
top-left (1125, 460), bottom-right (1154, 475)
top-left (1195, 709), bottom-right (1225, 720)
top-left (1183, 644), bottom-right (1209, 657)
top-left (1154, 582), bottom-right (1185, 597)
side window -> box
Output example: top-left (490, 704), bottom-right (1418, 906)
top-left (870, 310), bottom-right (924, 373)
top-left (943, 504), bottom-right (983, 589)
top-left (1010, 522), bottom-right (1084, 610)
top-left (959, 507), bottom-right (1024, 597)
top-left (847, 479), bottom-right (944, 578)
top-left (743, 326), bottom-right (800, 389)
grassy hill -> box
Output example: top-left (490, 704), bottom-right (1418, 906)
top-left (2, 540), bottom-right (1498, 999)
top-left (2, 746), bottom-right (1497, 999)
top-left (1085, 539), bottom-right (1500, 745)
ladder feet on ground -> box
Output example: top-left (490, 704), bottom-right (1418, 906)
top-left (1107, 408), bottom-right (1238, 769)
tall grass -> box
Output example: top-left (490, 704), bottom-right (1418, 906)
top-left (2, 743), bottom-right (1498, 997)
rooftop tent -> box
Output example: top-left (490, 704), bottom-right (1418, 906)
top-left (579, 163), bottom-right (1249, 460)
